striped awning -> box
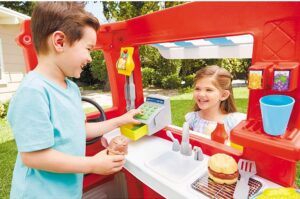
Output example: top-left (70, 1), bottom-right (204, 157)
top-left (151, 34), bottom-right (253, 59)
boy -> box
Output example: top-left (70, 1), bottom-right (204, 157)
top-left (8, 2), bottom-right (141, 198)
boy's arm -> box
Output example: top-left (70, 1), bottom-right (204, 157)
top-left (85, 117), bottom-right (122, 138)
top-left (85, 109), bottom-right (141, 138)
top-left (21, 148), bottom-right (125, 175)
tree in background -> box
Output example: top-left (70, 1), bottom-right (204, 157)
top-left (0, 1), bottom-right (35, 16)
top-left (3, 1), bottom-right (250, 89)
top-left (103, 2), bottom-right (161, 21)
top-left (218, 58), bottom-right (251, 79)
top-left (102, 2), bottom-right (250, 88)
top-left (102, 2), bottom-right (188, 89)
top-left (89, 51), bottom-right (110, 91)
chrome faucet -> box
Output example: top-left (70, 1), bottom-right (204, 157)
top-left (180, 122), bottom-right (192, 156)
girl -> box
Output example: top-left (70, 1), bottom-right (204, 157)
top-left (185, 65), bottom-right (246, 138)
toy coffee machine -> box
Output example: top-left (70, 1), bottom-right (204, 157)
top-left (231, 61), bottom-right (300, 186)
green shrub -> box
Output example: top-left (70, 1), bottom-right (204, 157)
top-left (77, 65), bottom-right (99, 86)
top-left (139, 46), bottom-right (161, 68)
top-left (161, 74), bottom-right (182, 89)
top-left (180, 59), bottom-right (206, 76)
top-left (0, 101), bottom-right (9, 119)
top-left (182, 74), bottom-right (195, 88)
top-left (152, 71), bottom-right (163, 87)
top-left (0, 103), bottom-right (5, 118)
top-left (90, 51), bottom-right (107, 81)
top-left (140, 46), bottom-right (182, 88)
top-left (218, 58), bottom-right (251, 79)
top-left (142, 67), bottom-right (155, 87)
top-left (152, 59), bottom-right (181, 87)
top-left (72, 50), bottom-right (107, 87)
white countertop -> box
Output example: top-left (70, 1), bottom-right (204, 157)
top-left (104, 128), bottom-right (281, 199)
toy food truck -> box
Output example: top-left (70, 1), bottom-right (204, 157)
top-left (16, 2), bottom-right (300, 198)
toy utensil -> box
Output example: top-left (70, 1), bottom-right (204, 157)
top-left (233, 159), bottom-right (257, 199)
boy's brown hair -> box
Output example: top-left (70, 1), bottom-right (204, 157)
top-left (193, 65), bottom-right (237, 113)
top-left (31, 2), bottom-right (100, 55)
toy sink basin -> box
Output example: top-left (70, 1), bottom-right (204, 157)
top-left (145, 151), bottom-right (208, 183)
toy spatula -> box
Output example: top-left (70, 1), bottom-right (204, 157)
top-left (233, 159), bottom-right (257, 199)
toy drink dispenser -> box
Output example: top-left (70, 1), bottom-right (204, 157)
top-left (231, 61), bottom-right (300, 186)
top-left (272, 62), bottom-right (299, 92)
top-left (248, 62), bottom-right (273, 89)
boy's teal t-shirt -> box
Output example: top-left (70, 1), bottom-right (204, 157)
top-left (8, 71), bottom-right (86, 199)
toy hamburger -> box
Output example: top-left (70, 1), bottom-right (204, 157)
top-left (107, 135), bottom-right (128, 155)
top-left (208, 153), bottom-right (238, 185)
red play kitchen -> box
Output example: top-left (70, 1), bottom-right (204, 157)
top-left (16, 2), bottom-right (300, 198)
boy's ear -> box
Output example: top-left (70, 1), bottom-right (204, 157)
top-left (220, 90), bottom-right (230, 101)
top-left (52, 31), bottom-right (66, 53)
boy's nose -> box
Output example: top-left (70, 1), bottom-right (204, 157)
top-left (87, 54), bottom-right (92, 63)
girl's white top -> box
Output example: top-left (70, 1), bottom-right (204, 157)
top-left (185, 111), bottom-right (246, 137)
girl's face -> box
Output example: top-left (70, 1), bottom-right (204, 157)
top-left (193, 77), bottom-right (229, 111)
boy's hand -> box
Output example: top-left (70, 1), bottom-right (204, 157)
top-left (118, 109), bottom-right (142, 125)
top-left (100, 137), bottom-right (109, 148)
top-left (89, 149), bottom-right (125, 175)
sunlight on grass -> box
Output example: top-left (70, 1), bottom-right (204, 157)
top-left (171, 100), bottom-right (194, 127)
top-left (172, 87), bottom-right (249, 100)
top-left (233, 87), bottom-right (249, 99)
top-left (0, 119), bottom-right (14, 144)
top-left (84, 107), bottom-right (99, 114)
top-left (83, 106), bottom-right (111, 114)
top-left (0, 140), bottom-right (17, 199)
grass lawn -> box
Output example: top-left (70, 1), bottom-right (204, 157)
top-left (0, 140), bottom-right (17, 198)
top-left (0, 118), bottom-right (16, 199)
top-left (0, 87), bottom-right (299, 198)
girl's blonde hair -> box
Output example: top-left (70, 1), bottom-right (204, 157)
top-left (193, 65), bottom-right (237, 113)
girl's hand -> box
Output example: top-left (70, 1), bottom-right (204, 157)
top-left (118, 109), bottom-right (142, 125)
top-left (89, 149), bottom-right (125, 175)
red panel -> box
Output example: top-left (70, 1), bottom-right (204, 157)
top-left (143, 185), bottom-right (164, 199)
top-left (16, 1), bottom-right (300, 192)
top-left (15, 20), bottom-right (37, 71)
top-left (242, 147), bottom-right (297, 187)
top-left (262, 19), bottom-right (296, 60)
top-left (83, 174), bottom-right (114, 193)
top-left (123, 169), bottom-right (144, 198)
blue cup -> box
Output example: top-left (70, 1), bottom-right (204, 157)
top-left (260, 95), bottom-right (295, 136)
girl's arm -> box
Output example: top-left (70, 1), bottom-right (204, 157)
top-left (21, 148), bottom-right (125, 175)
top-left (85, 109), bottom-right (141, 138)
